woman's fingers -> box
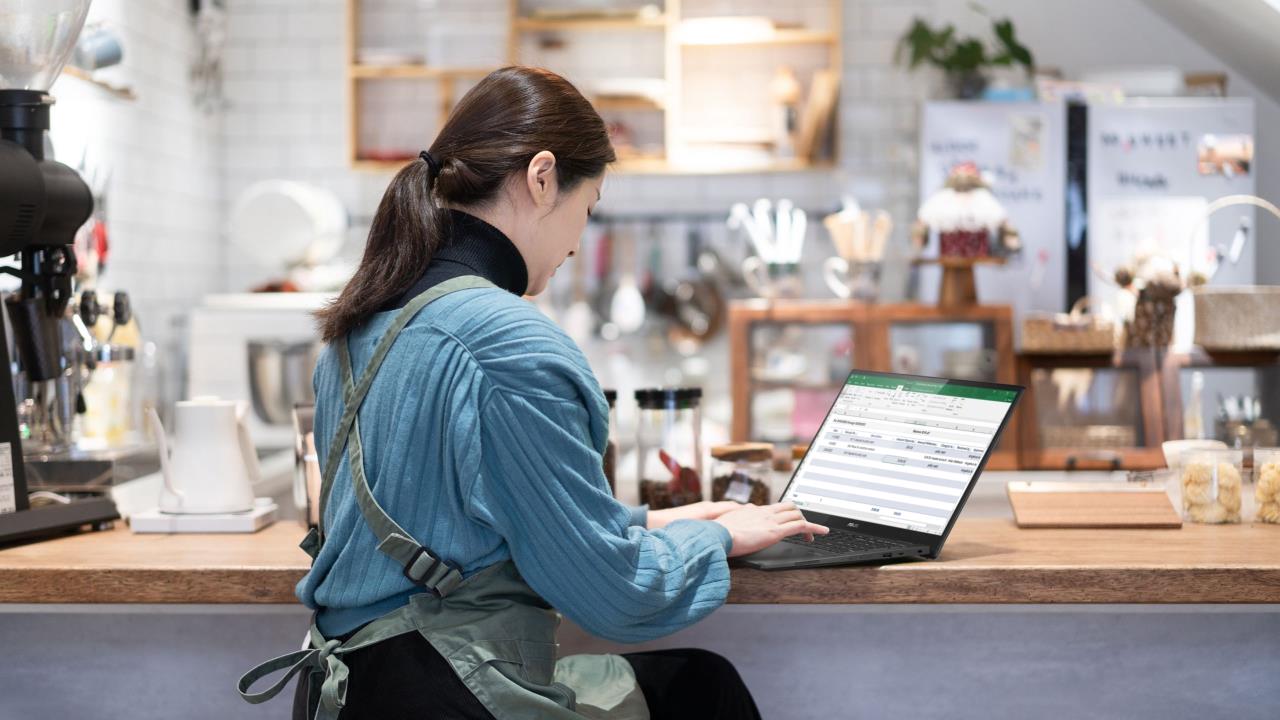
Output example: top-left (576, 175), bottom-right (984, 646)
top-left (776, 519), bottom-right (829, 537)
top-left (768, 504), bottom-right (798, 520)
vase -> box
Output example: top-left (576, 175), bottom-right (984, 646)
top-left (948, 70), bottom-right (989, 99)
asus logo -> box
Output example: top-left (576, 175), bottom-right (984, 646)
top-left (846, 522), bottom-right (860, 528)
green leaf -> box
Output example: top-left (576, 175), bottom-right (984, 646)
top-left (946, 38), bottom-right (986, 72)
top-left (992, 18), bottom-right (1034, 70)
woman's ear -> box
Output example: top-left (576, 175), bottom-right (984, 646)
top-left (526, 150), bottom-right (558, 208)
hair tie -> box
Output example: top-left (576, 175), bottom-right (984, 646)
top-left (419, 150), bottom-right (441, 179)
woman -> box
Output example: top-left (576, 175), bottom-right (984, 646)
top-left (239, 66), bottom-right (827, 720)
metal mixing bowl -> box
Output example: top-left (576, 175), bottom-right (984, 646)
top-left (247, 340), bottom-right (320, 426)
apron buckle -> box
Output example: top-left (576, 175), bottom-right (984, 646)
top-left (403, 545), bottom-right (460, 595)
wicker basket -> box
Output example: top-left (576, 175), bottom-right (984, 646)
top-left (1022, 298), bottom-right (1115, 354)
top-left (1193, 285), bottom-right (1280, 350)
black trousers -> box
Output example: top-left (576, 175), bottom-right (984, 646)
top-left (293, 629), bottom-right (763, 720)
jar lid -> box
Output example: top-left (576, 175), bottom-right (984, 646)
top-left (603, 389), bottom-right (617, 406)
top-left (711, 442), bottom-right (773, 462)
top-left (634, 387), bottom-right (702, 409)
top-left (95, 344), bottom-right (136, 362)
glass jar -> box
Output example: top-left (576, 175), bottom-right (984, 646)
top-left (711, 443), bottom-right (773, 505)
top-left (603, 389), bottom-right (618, 496)
top-left (1180, 449), bottom-right (1244, 524)
top-left (1255, 447), bottom-right (1280, 524)
top-left (635, 388), bottom-right (703, 509)
top-left (80, 344), bottom-right (136, 447)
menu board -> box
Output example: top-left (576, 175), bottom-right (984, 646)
top-left (1087, 99), bottom-right (1255, 349)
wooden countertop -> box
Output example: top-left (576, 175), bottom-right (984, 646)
top-left (1, 519), bottom-right (1278, 604)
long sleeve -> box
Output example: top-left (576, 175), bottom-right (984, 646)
top-left (627, 505), bottom-right (649, 528)
top-left (464, 386), bottom-right (732, 644)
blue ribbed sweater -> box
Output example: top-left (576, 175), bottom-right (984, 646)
top-left (297, 285), bottom-right (733, 642)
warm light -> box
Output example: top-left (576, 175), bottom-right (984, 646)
top-left (676, 16), bottom-right (775, 45)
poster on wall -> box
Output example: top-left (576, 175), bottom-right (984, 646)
top-left (1087, 98), bottom-right (1255, 350)
top-left (919, 101), bottom-right (1068, 323)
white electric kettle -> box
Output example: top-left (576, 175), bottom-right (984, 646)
top-left (149, 397), bottom-right (261, 514)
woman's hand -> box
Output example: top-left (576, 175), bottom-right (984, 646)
top-left (713, 502), bottom-right (829, 557)
top-left (647, 501), bottom-right (742, 529)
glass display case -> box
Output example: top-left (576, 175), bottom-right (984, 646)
top-left (1162, 350), bottom-right (1280, 453)
top-left (729, 300), bottom-right (1018, 468)
top-left (888, 321), bottom-right (1000, 382)
top-left (747, 321), bottom-right (855, 444)
top-left (1017, 350), bottom-right (1165, 470)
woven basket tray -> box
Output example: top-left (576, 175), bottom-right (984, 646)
top-left (1193, 286), bottom-right (1280, 350)
top-left (1022, 298), bottom-right (1115, 354)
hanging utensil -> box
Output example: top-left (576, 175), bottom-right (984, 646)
top-left (776, 199), bottom-right (793, 262)
top-left (609, 223), bottom-right (646, 335)
top-left (730, 201), bottom-right (771, 262)
top-left (752, 198), bottom-right (775, 260)
top-left (790, 207), bottom-right (806, 263)
top-left (563, 230), bottom-right (594, 346)
top-left (868, 209), bottom-right (892, 262)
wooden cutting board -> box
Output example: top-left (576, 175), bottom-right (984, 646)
top-left (1007, 481), bottom-right (1182, 528)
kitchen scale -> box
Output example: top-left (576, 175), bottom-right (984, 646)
top-left (129, 498), bottom-right (278, 534)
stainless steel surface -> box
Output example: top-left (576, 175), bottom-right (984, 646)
top-left (94, 343), bottom-right (135, 362)
top-left (247, 340), bottom-right (320, 426)
top-left (15, 314), bottom-right (94, 455)
top-left (24, 443), bottom-right (160, 491)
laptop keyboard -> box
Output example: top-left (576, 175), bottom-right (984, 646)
top-left (782, 529), bottom-right (910, 556)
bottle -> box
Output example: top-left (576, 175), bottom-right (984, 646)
top-left (1184, 371), bottom-right (1205, 440)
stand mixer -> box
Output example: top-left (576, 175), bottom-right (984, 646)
top-left (0, 0), bottom-right (120, 543)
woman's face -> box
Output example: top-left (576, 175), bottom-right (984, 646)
top-left (518, 152), bottom-right (603, 296)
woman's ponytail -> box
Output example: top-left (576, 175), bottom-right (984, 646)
top-left (315, 155), bottom-right (450, 342)
top-left (316, 66), bottom-right (616, 342)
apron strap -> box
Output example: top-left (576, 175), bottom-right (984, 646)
top-left (312, 274), bottom-right (493, 594)
top-left (237, 635), bottom-right (350, 720)
top-left (238, 635), bottom-right (348, 712)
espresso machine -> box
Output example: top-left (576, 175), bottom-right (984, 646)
top-left (0, 0), bottom-right (119, 543)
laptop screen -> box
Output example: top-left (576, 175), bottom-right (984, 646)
top-left (782, 372), bottom-right (1018, 536)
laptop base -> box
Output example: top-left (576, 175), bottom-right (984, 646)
top-left (737, 534), bottom-right (930, 570)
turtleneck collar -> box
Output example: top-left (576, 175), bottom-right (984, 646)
top-left (383, 209), bottom-right (529, 311)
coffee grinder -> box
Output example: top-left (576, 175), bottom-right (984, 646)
top-left (0, 0), bottom-right (119, 543)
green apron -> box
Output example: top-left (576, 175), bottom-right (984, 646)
top-left (238, 275), bottom-right (649, 720)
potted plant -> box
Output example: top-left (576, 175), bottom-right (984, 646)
top-left (895, 5), bottom-right (1034, 99)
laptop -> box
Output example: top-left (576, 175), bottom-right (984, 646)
top-left (739, 370), bottom-right (1023, 570)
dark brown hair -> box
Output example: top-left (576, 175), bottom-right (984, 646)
top-left (316, 66), bottom-right (616, 342)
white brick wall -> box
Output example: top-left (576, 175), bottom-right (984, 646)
top-left (219, 0), bottom-right (854, 291)
top-left (40, 0), bottom-right (1274, 411)
top-left (46, 0), bottom-right (223, 391)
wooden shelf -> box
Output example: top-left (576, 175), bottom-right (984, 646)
top-left (593, 95), bottom-right (665, 112)
top-left (60, 65), bottom-right (136, 100)
top-left (750, 378), bottom-right (847, 392)
top-left (350, 155), bottom-right (835, 176)
top-left (349, 64), bottom-right (495, 79)
top-left (351, 158), bottom-right (413, 173)
top-left (612, 157), bottom-right (835, 175)
top-left (515, 15), bottom-right (668, 32)
top-left (728, 302), bottom-right (1019, 451)
top-left (346, 0), bottom-right (843, 174)
top-left (679, 30), bottom-right (838, 47)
